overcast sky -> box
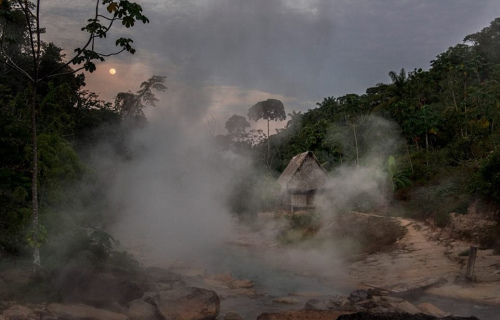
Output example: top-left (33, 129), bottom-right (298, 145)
top-left (42, 0), bottom-right (500, 132)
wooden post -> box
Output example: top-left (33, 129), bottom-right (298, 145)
top-left (465, 245), bottom-right (478, 281)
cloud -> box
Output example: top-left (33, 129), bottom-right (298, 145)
top-left (41, 0), bottom-right (500, 124)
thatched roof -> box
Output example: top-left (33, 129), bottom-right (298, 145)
top-left (277, 151), bottom-right (330, 193)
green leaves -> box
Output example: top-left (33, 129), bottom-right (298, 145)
top-left (72, 0), bottom-right (149, 72)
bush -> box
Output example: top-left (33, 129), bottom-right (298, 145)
top-left (473, 149), bottom-right (500, 202)
top-left (434, 211), bottom-right (451, 228)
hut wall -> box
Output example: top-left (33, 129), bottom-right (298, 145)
top-left (291, 194), bottom-right (307, 207)
top-left (306, 191), bottom-right (315, 206)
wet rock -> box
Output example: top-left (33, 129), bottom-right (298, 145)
top-left (127, 299), bottom-right (158, 320)
top-left (154, 286), bottom-right (219, 320)
top-left (272, 297), bottom-right (300, 304)
top-left (47, 303), bottom-right (128, 320)
top-left (225, 311), bottom-right (244, 320)
top-left (53, 266), bottom-right (144, 307)
top-left (417, 302), bottom-right (450, 318)
top-left (2, 304), bottom-right (35, 320)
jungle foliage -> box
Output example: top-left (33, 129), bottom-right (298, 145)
top-left (221, 17), bottom-right (500, 223)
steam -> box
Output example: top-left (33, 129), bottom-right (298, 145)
top-left (88, 104), bottom-right (402, 284)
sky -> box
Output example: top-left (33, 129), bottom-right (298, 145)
top-left (42, 0), bottom-right (500, 133)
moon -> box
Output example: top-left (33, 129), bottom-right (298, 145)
top-left (109, 68), bottom-right (116, 75)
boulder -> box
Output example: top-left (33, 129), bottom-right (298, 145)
top-left (53, 266), bottom-right (144, 307)
top-left (154, 287), bottom-right (219, 320)
top-left (2, 305), bottom-right (35, 320)
top-left (46, 303), bottom-right (128, 320)
top-left (127, 299), bottom-right (158, 320)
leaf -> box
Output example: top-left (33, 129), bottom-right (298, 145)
top-left (107, 2), bottom-right (118, 13)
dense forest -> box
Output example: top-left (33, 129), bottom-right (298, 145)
top-left (1, 0), bottom-right (500, 276)
top-left (220, 17), bottom-right (500, 230)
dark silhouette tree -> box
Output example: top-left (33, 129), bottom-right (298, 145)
top-left (247, 98), bottom-right (286, 160)
top-left (0, 0), bottom-right (149, 275)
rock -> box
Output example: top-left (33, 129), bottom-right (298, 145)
top-left (337, 312), bottom-right (481, 319)
top-left (127, 299), bottom-right (158, 320)
top-left (272, 297), bottom-right (300, 304)
top-left (145, 267), bottom-right (183, 283)
top-left (230, 288), bottom-right (259, 297)
top-left (168, 263), bottom-right (207, 278)
top-left (393, 301), bottom-right (421, 315)
top-left (225, 312), bottom-right (244, 320)
top-left (46, 303), bottom-right (128, 320)
top-left (0, 316), bottom-right (5, 320)
top-left (257, 309), bottom-right (352, 320)
top-left (354, 299), bottom-right (378, 310)
top-left (417, 302), bottom-right (450, 318)
top-left (326, 294), bottom-right (352, 311)
top-left (380, 296), bottom-right (403, 303)
top-left (53, 266), bottom-right (144, 307)
top-left (289, 292), bottom-right (323, 297)
top-left (105, 302), bottom-right (128, 315)
top-left (154, 287), bottom-right (219, 320)
top-left (142, 291), bottom-right (160, 305)
top-left (205, 273), bottom-right (233, 283)
top-left (305, 299), bottom-right (327, 310)
top-left (348, 290), bottom-right (371, 304)
top-left (230, 279), bottom-right (254, 289)
top-left (2, 305), bottom-right (35, 320)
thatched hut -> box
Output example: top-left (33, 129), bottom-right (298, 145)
top-left (277, 151), bottom-right (330, 212)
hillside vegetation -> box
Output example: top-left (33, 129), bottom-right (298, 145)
top-left (221, 18), bottom-right (500, 233)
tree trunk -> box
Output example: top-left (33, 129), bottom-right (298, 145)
top-left (352, 122), bottom-right (359, 167)
top-left (267, 119), bottom-right (270, 167)
top-left (31, 84), bottom-right (41, 275)
top-left (405, 139), bottom-right (414, 174)
top-left (425, 132), bottom-right (429, 167)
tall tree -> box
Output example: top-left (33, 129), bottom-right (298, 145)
top-left (247, 98), bottom-right (286, 162)
top-left (0, 0), bottom-right (149, 275)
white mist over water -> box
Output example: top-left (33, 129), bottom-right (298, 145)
top-left (90, 101), bottom-right (402, 281)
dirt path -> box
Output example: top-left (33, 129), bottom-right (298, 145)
top-left (347, 217), bottom-right (500, 306)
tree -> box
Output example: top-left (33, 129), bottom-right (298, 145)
top-left (225, 114), bottom-right (250, 135)
top-left (0, 0), bottom-right (149, 275)
top-left (247, 98), bottom-right (286, 162)
top-left (114, 75), bottom-right (166, 127)
top-left (285, 110), bottom-right (302, 129)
